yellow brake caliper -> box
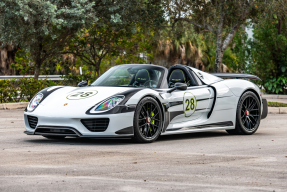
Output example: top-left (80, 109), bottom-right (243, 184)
top-left (150, 112), bottom-right (155, 132)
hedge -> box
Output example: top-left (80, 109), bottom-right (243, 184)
top-left (0, 79), bottom-right (59, 103)
top-left (0, 74), bottom-right (98, 103)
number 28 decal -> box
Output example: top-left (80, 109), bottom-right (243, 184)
top-left (183, 92), bottom-right (197, 117)
top-left (66, 90), bottom-right (98, 100)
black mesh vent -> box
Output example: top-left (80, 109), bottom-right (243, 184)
top-left (81, 118), bottom-right (109, 132)
top-left (27, 115), bottom-right (38, 129)
top-left (35, 128), bottom-right (76, 135)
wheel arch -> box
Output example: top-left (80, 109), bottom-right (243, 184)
top-left (242, 88), bottom-right (261, 105)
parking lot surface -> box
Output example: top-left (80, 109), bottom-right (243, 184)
top-left (0, 109), bottom-right (286, 191)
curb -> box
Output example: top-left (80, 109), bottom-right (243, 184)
top-left (0, 102), bottom-right (28, 110)
top-left (263, 94), bottom-right (287, 99)
top-left (268, 107), bottom-right (287, 114)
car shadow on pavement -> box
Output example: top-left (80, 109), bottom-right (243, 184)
top-left (23, 131), bottom-right (230, 146)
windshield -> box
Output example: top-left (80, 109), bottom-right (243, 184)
top-left (91, 65), bottom-right (165, 88)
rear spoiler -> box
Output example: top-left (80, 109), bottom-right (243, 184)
top-left (211, 73), bottom-right (261, 81)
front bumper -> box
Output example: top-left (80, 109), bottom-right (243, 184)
top-left (24, 111), bottom-right (135, 138)
top-left (261, 98), bottom-right (268, 119)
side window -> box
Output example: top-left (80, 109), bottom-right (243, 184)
top-left (192, 71), bottom-right (203, 86)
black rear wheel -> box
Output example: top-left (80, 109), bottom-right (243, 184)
top-left (226, 91), bottom-right (261, 135)
top-left (133, 97), bottom-right (163, 143)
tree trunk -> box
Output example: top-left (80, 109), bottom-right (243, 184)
top-left (97, 67), bottom-right (100, 77)
top-left (214, 0), bottom-right (224, 73)
top-left (95, 59), bottom-right (102, 78)
top-left (0, 43), bottom-right (17, 75)
top-left (34, 60), bottom-right (41, 80)
top-left (34, 51), bottom-right (42, 80)
top-left (34, 43), bottom-right (43, 80)
top-left (215, 43), bottom-right (223, 73)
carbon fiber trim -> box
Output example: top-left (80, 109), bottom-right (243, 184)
top-left (166, 121), bottom-right (234, 132)
top-left (211, 73), bottom-right (261, 81)
top-left (261, 98), bottom-right (268, 119)
top-left (34, 126), bottom-right (81, 137)
top-left (115, 126), bottom-right (134, 135)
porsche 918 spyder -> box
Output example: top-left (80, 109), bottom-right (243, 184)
top-left (24, 64), bottom-right (268, 143)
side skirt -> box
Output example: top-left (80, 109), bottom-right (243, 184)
top-left (161, 121), bottom-right (234, 136)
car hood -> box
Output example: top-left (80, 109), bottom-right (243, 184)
top-left (36, 86), bottom-right (134, 116)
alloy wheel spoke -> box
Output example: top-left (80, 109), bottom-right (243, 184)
top-left (139, 123), bottom-right (147, 128)
top-left (242, 117), bottom-right (247, 125)
top-left (249, 115), bottom-right (257, 124)
top-left (248, 99), bottom-right (254, 109)
top-left (151, 112), bottom-right (159, 119)
top-left (142, 105), bottom-right (149, 116)
top-left (249, 102), bottom-right (257, 111)
top-left (242, 103), bottom-right (247, 110)
top-left (151, 123), bottom-right (156, 132)
top-left (140, 109), bottom-right (146, 118)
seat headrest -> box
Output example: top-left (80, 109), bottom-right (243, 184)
top-left (135, 69), bottom-right (150, 83)
top-left (169, 69), bottom-right (186, 83)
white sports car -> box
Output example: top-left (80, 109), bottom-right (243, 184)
top-left (24, 64), bottom-right (268, 143)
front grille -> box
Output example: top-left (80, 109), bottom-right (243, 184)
top-left (35, 126), bottom-right (79, 136)
top-left (27, 115), bottom-right (38, 129)
top-left (81, 118), bottom-right (109, 132)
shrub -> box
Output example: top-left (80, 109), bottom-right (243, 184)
top-left (0, 78), bottom-right (66, 103)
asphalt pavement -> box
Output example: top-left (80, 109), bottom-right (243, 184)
top-left (0, 109), bottom-right (286, 192)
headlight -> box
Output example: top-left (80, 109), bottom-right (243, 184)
top-left (27, 93), bottom-right (44, 111)
top-left (95, 96), bottom-right (125, 111)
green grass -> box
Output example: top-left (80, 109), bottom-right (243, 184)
top-left (267, 101), bottom-right (287, 107)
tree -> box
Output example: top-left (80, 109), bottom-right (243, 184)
top-left (66, 25), bottom-right (129, 77)
top-left (164, 0), bottom-right (265, 72)
top-left (246, 0), bottom-right (287, 94)
top-left (65, 0), bottom-right (164, 77)
top-left (150, 22), bottom-right (208, 69)
top-left (0, 0), bottom-right (96, 79)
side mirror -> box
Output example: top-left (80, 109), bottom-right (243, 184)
top-left (174, 82), bottom-right (187, 90)
top-left (78, 80), bottom-right (88, 87)
top-left (167, 83), bottom-right (187, 93)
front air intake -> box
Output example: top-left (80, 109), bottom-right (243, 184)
top-left (81, 118), bottom-right (109, 132)
top-left (27, 115), bottom-right (38, 129)
top-left (35, 126), bottom-right (79, 136)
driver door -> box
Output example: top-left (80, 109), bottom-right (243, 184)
top-left (167, 86), bottom-right (214, 127)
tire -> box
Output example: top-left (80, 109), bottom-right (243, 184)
top-left (43, 136), bottom-right (66, 139)
top-left (226, 91), bottom-right (261, 135)
top-left (133, 97), bottom-right (163, 143)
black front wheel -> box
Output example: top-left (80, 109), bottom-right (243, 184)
top-left (227, 91), bottom-right (261, 135)
top-left (133, 97), bottom-right (163, 143)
